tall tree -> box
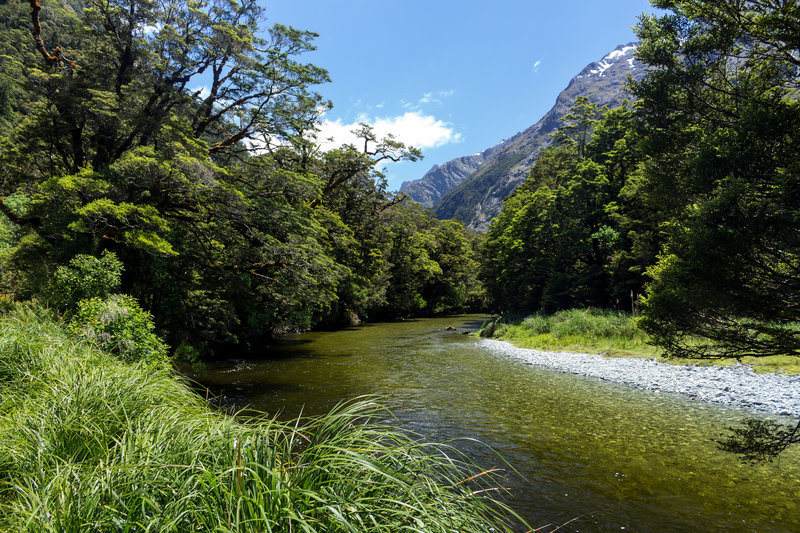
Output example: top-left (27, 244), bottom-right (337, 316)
top-left (0, 1), bottom-right (472, 346)
top-left (0, 0), bottom-right (342, 345)
top-left (480, 101), bottom-right (646, 314)
top-left (633, 0), bottom-right (800, 359)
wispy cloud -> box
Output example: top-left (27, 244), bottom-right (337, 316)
top-left (317, 111), bottom-right (462, 151)
top-left (403, 90), bottom-right (456, 111)
top-left (532, 59), bottom-right (542, 73)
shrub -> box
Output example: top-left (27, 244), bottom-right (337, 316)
top-left (70, 294), bottom-right (168, 364)
top-left (48, 250), bottom-right (123, 311)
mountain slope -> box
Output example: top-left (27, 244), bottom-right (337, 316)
top-left (399, 153), bottom-right (485, 208)
top-left (402, 43), bottom-right (645, 230)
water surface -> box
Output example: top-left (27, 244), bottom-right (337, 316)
top-left (190, 315), bottom-right (800, 532)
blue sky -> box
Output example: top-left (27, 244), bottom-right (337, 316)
top-left (265, 0), bottom-right (657, 190)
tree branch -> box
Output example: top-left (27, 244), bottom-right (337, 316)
top-left (27, 0), bottom-right (75, 69)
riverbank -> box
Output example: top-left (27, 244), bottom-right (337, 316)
top-left (481, 338), bottom-right (800, 417)
top-left (0, 306), bottom-right (524, 532)
top-left (478, 309), bottom-right (800, 374)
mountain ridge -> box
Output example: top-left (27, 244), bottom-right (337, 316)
top-left (401, 42), bottom-right (645, 230)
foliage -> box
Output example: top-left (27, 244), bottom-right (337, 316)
top-left (626, 0), bottom-right (800, 462)
top-left (0, 307), bottom-right (527, 531)
top-left (47, 250), bottom-right (123, 311)
top-left (0, 0), bottom-right (480, 350)
top-left (480, 100), bottom-right (653, 314)
top-left (0, 194), bottom-right (26, 297)
top-left (633, 0), bottom-right (800, 360)
top-left (479, 308), bottom-right (654, 357)
top-left (70, 294), bottom-right (169, 363)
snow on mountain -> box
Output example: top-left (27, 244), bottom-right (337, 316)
top-left (402, 43), bottom-right (645, 230)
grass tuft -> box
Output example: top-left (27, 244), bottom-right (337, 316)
top-left (479, 308), bottom-right (657, 357)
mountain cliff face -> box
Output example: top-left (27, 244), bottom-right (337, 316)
top-left (398, 142), bottom-right (505, 207)
top-left (401, 43), bottom-right (645, 231)
top-left (399, 153), bottom-right (484, 208)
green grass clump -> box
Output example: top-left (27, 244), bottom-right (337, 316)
top-left (479, 308), bottom-right (659, 358)
top-left (0, 305), bottom-right (525, 532)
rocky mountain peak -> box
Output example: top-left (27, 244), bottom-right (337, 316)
top-left (575, 43), bottom-right (639, 80)
top-left (402, 42), bottom-right (644, 230)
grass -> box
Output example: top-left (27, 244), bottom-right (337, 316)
top-left (478, 308), bottom-right (800, 374)
top-left (0, 304), bottom-right (527, 532)
top-left (479, 308), bottom-right (659, 358)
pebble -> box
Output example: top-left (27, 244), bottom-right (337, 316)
top-left (479, 339), bottom-right (800, 418)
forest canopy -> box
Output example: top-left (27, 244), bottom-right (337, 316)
top-left (0, 0), bottom-right (483, 355)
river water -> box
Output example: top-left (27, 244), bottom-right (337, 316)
top-left (189, 315), bottom-right (800, 532)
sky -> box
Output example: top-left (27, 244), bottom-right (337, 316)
top-left (263, 0), bottom-right (657, 191)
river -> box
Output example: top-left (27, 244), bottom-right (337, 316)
top-left (188, 315), bottom-right (800, 532)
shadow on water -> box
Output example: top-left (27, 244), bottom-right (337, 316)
top-left (186, 314), bottom-right (800, 532)
top-left (459, 317), bottom-right (491, 330)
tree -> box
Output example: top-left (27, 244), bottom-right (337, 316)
top-left (632, 0), bottom-right (800, 461)
top-left (480, 101), bottom-right (647, 314)
top-left (633, 0), bottom-right (800, 359)
top-left (1, 0), bottom-right (468, 346)
top-left (0, 0), bottom-right (343, 345)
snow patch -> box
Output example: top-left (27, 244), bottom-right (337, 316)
top-left (590, 59), bottom-right (613, 77)
top-left (604, 45), bottom-right (637, 61)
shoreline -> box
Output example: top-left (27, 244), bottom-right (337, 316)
top-left (480, 338), bottom-right (800, 418)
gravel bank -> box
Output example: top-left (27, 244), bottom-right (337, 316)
top-left (480, 339), bottom-right (800, 417)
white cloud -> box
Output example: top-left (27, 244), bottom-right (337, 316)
top-left (402, 90), bottom-right (456, 111)
top-left (419, 92), bottom-right (435, 104)
top-left (317, 111), bottom-right (461, 152)
top-left (532, 60), bottom-right (542, 73)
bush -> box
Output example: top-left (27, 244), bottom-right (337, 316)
top-left (70, 294), bottom-right (168, 364)
top-left (479, 308), bottom-right (654, 356)
top-left (48, 250), bottom-right (123, 311)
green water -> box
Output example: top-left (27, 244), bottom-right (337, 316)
top-left (190, 315), bottom-right (800, 532)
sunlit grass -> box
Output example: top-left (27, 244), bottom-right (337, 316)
top-left (479, 308), bottom-right (658, 357)
top-left (479, 308), bottom-right (800, 374)
top-left (0, 304), bottom-right (527, 532)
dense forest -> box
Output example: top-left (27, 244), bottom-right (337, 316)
top-left (482, 0), bottom-right (800, 362)
top-left (0, 0), bottom-right (484, 358)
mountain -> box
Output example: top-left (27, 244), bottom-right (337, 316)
top-left (401, 43), bottom-right (645, 231)
top-left (399, 154), bottom-right (484, 208)
top-left (398, 143), bottom-right (502, 207)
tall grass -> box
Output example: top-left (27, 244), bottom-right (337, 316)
top-left (478, 309), bottom-right (800, 373)
top-left (479, 308), bottom-right (657, 357)
top-left (0, 305), bottom-right (526, 532)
